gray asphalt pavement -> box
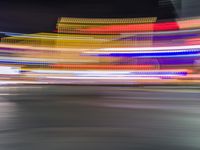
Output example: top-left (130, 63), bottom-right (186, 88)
top-left (0, 85), bottom-right (200, 150)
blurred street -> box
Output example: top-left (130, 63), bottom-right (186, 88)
top-left (0, 85), bottom-right (200, 150)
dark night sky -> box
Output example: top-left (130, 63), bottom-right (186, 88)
top-left (0, 0), bottom-right (177, 33)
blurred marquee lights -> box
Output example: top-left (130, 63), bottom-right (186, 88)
top-left (0, 16), bottom-right (200, 85)
top-left (57, 17), bottom-right (200, 34)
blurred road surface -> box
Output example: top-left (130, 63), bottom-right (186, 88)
top-left (0, 85), bottom-right (200, 150)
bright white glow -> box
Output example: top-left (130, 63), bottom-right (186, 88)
top-left (0, 66), bottom-right (20, 75)
top-left (30, 70), bottom-right (133, 74)
top-left (29, 69), bottom-right (190, 75)
top-left (84, 50), bottom-right (200, 54)
top-left (94, 45), bottom-right (200, 51)
top-left (45, 76), bottom-right (161, 80)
